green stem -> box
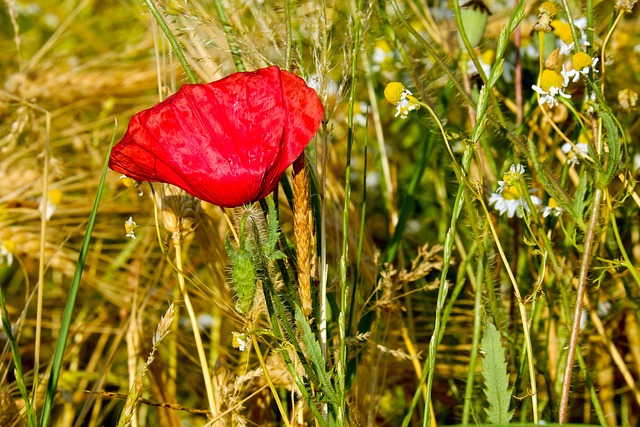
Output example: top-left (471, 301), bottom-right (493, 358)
top-left (461, 247), bottom-right (486, 424)
top-left (0, 286), bottom-right (36, 426)
top-left (40, 124), bottom-right (116, 427)
top-left (144, 0), bottom-right (197, 84)
top-left (212, 0), bottom-right (245, 72)
top-left (338, 0), bottom-right (365, 422)
top-left (284, 0), bottom-right (293, 70)
top-left (558, 188), bottom-right (603, 423)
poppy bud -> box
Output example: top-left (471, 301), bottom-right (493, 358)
top-left (231, 249), bottom-right (257, 314)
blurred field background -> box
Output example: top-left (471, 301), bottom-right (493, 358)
top-left (1, 0), bottom-right (640, 426)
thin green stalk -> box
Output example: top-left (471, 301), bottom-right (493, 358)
top-left (400, 102), bottom-right (473, 427)
top-left (347, 117), bottom-right (368, 337)
top-left (586, 0), bottom-right (595, 50)
top-left (461, 248), bottom-right (486, 424)
top-left (599, 10), bottom-right (624, 95)
top-left (250, 334), bottom-right (291, 427)
top-left (212, 0), bottom-right (245, 72)
top-left (452, 0), bottom-right (488, 85)
top-left (33, 102), bottom-right (51, 418)
top-left (172, 236), bottom-right (218, 418)
top-left (261, 278), bottom-right (329, 427)
top-left (39, 122), bottom-right (117, 427)
top-left (608, 204), bottom-right (640, 288)
top-left (284, 0), bottom-right (293, 70)
top-left (558, 188), bottom-right (603, 423)
top-left (0, 285), bottom-right (36, 426)
top-left (477, 193), bottom-right (539, 423)
top-left (143, 0), bottom-right (197, 84)
top-left (576, 349), bottom-right (607, 426)
top-left (338, 0), bottom-right (365, 422)
top-left (385, 133), bottom-right (432, 264)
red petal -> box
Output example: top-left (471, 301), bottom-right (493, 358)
top-left (109, 66), bottom-right (324, 207)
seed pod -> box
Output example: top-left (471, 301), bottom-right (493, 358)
top-left (459, 0), bottom-right (491, 48)
top-left (231, 249), bottom-right (257, 314)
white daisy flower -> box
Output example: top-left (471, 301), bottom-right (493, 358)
top-left (561, 142), bottom-right (589, 166)
top-left (489, 186), bottom-right (542, 218)
top-left (125, 216), bottom-right (137, 239)
top-left (533, 70), bottom-right (571, 108)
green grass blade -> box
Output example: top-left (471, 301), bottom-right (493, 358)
top-left (39, 123), bottom-right (117, 427)
top-left (143, 0), bottom-right (198, 84)
top-left (0, 284), bottom-right (37, 426)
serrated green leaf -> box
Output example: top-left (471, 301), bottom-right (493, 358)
top-left (266, 196), bottom-right (279, 253)
top-left (481, 321), bottom-right (514, 424)
top-left (269, 250), bottom-right (286, 260)
top-left (596, 109), bottom-right (621, 188)
top-left (572, 172), bottom-right (590, 218)
top-left (295, 306), bottom-right (340, 404)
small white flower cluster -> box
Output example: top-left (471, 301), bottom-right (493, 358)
top-left (562, 57), bottom-right (599, 83)
top-left (489, 190), bottom-right (542, 219)
top-left (0, 241), bottom-right (13, 267)
top-left (532, 74), bottom-right (571, 108)
top-left (496, 163), bottom-right (525, 193)
top-left (125, 216), bottom-right (137, 239)
top-left (232, 331), bottom-right (248, 351)
top-left (541, 204), bottom-right (563, 218)
top-left (561, 142), bottom-right (589, 166)
top-left (558, 18), bottom-right (590, 55)
top-left (489, 164), bottom-right (561, 219)
top-left (395, 88), bottom-right (420, 119)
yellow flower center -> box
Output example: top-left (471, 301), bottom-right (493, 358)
top-left (540, 69), bottom-right (564, 92)
top-left (481, 49), bottom-right (496, 66)
top-left (548, 197), bottom-right (558, 208)
top-left (384, 82), bottom-right (405, 105)
top-left (572, 52), bottom-right (592, 71)
top-left (502, 185), bottom-right (520, 200)
top-left (552, 20), bottom-right (574, 45)
top-left (540, 2), bottom-right (558, 16)
top-left (48, 188), bottom-right (63, 205)
top-left (1, 239), bottom-right (16, 253)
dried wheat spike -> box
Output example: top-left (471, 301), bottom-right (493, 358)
top-left (159, 184), bottom-right (200, 240)
top-left (293, 164), bottom-right (313, 317)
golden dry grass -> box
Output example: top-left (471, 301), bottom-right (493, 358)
top-left (2, 0), bottom-right (640, 426)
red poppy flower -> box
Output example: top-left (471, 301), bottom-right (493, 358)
top-left (109, 66), bottom-right (323, 208)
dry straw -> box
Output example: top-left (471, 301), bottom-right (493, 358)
top-left (293, 163), bottom-right (313, 318)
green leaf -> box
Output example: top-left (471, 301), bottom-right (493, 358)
top-left (295, 306), bottom-right (340, 404)
top-left (596, 108), bottom-right (621, 188)
top-left (572, 171), bottom-right (590, 219)
top-left (481, 321), bottom-right (514, 424)
top-left (265, 196), bottom-right (280, 254)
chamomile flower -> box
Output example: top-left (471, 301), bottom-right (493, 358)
top-left (489, 186), bottom-right (542, 218)
top-left (0, 240), bottom-right (14, 267)
top-left (615, 0), bottom-right (638, 13)
top-left (534, 2), bottom-right (558, 32)
top-left (497, 163), bottom-right (526, 193)
top-left (541, 197), bottom-right (563, 217)
top-left (618, 88), bottom-right (638, 112)
top-left (38, 189), bottom-right (62, 222)
top-left (372, 39), bottom-right (395, 72)
top-left (562, 52), bottom-right (599, 82)
top-left (532, 69), bottom-right (571, 108)
top-left (491, 164), bottom-right (541, 218)
top-left (125, 216), bottom-right (137, 239)
top-left (232, 332), bottom-right (248, 352)
top-left (120, 175), bottom-right (143, 196)
top-left (467, 49), bottom-right (494, 77)
top-left (561, 142), bottom-right (589, 166)
top-left (384, 82), bottom-right (420, 119)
